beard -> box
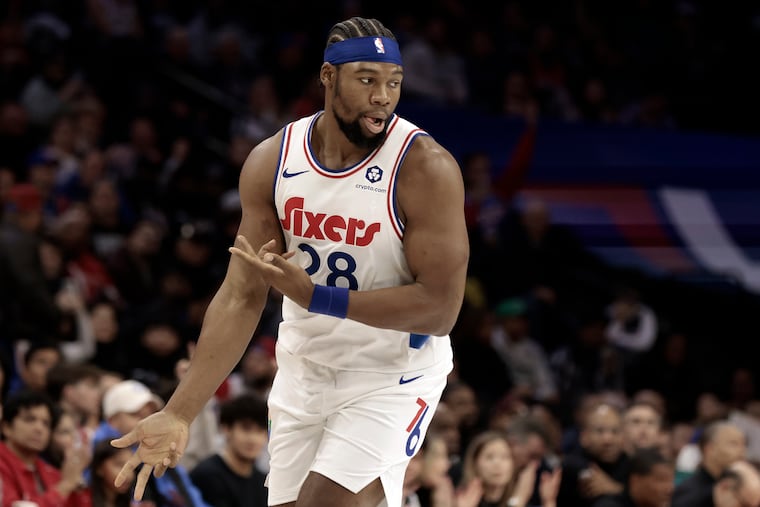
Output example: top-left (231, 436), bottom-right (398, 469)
top-left (330, 74), bottom-right (388, 151)
top-left (332, 105), bottom-right (387, 151)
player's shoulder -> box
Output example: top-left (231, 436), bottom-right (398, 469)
top-left (240, 127), bottom-right (285, 182)
top-left (401, 129), bottom-right (460, 179)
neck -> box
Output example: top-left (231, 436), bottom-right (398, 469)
top-left (482, 483), bottom-right (507, 502)
top-left (7, 441), bottom-right (36, 466)
top-left (313, 111), bottom-right (370, 169)
top-left (222, 448), bottom-right (254, 477)
top-left (703, 460), bottom-right (721, 479)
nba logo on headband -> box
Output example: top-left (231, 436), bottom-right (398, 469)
top-left (324, 36), bottom-right (402, 65)
top-left (374, 37), bottom-right (385, 54)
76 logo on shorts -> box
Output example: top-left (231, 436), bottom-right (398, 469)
top-left (405, 397), bottom-right (429, 457)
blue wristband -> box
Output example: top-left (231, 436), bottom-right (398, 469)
top-left (308, 285), bottom-right (349, 318)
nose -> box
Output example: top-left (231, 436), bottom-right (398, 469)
top-left (371, 85), bottom-right (390, 106)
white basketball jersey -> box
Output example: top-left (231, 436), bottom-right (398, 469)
top-left (273, 111), bottom-right (453, 372)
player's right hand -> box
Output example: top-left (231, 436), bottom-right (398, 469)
top-left (229, 236), bottom-right (306, 305)
top-left (111, 410), bottom-right (190, 500)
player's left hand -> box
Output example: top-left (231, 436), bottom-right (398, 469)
top-left (229, 236), bottom-right (312, 308)
top-left (111, 410), bottom-right (189, 500)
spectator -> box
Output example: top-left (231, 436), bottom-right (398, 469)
top-left (89, 300), bottom-right (127, 375)
top-left (669, 421), bottom-right (697, 469)
top-left (231, 74), bottom-right (285, 146)
top-left (672, 420), bottom-right (747, 507)
top-left (45, 362), bottom-right (103, 439)
top-left (427, 402), bottom-right (464, 484)
top-left (490, 297), bottom-right (558, 403)
top-left (621, 401), bottom-right (664, 456)
top-left (11, 339), bottom-right (62, 395)
top-left (94, 379), bottom-right (162, 442)
top-left (503, 414), bottom-right (558, 507)
top-left (104, 218), bottom-right (166, 307)
top-left (52, 204), bottom-right (120, 306)
top-left (403, 432), bottom-right (455, 507)
top-left (19, 49), bottom-right (85, 128)
top-left (190, 393), bottom-right (268, 507)
top-left (400, 15), bottom-right (468, 106)
top-left (728, 367), bottom-right (756, 413)
top-left (557, 402), bottom-right (629, 507)
top-left (86, 177), bottom-right (134, 258)
top-left (0, 182), bottom-right (61, 339)
top-left (451, 304), bottom-right (514, 409)
top-left (441, 380), bottom-right (483, 457)
top-left (42, 407), bottom-right (79, 469)
top-left (503, 414), bottom-right (552, 473)
top-left (227, 335), bottom-right (277, 400)
top-left (550, 309), bottom-right (624, 426)
top-left (456, 430), bottom-right (561, 507)
top-left (38, 235), bottom-right (97, 365)
top-left (88, 439), bottom-right (135, 507)
top-left (0, 389), bottom-right (90, 507)
top-left (594, 447), bottom-right (675, 507)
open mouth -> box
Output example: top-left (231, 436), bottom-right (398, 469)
top-left (363, 115), bottom-right (386, 134)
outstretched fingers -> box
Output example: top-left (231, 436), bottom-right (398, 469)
top-left (154, 442), bottom-right (180, 477)
top-left (110, 430), bottom-right (137, 450)
top-left (114, 450), bottom-right (142, 488)
top-left (133, 463), bottom-right (154, 500)
top-left (154, 461), bottom-right (168, 478)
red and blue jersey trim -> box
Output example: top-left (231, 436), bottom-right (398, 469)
top-left (386, 128), bottom-right (427, 240)
top-left (303, 112), bottom-right (401, 178)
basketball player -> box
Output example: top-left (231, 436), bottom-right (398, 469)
top-left (112, 16), bottom-right (468, 507)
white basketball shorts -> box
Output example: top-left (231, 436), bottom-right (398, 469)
top-left (265, 342), bottom-right (451, 507)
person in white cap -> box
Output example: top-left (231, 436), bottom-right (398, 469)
top-left (95, 379), bottom-right (165, 444)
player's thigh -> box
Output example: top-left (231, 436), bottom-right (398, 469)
top-left (296, 472), bottom-right (384, 507)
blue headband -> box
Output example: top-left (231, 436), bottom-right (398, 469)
top-left (324, 36), bottom-right (402, 66)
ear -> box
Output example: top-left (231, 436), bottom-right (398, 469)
top-left (320, 63), bottom-right (334, 87)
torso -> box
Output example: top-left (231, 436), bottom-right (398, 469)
top-left (271, 111), bottom-right (452, 372)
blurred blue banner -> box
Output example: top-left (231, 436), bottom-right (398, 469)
top-left (400, 103), bottom-right (760, 292)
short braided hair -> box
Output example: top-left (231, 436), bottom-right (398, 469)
top-left (325, 17), bottom-right (396, 49)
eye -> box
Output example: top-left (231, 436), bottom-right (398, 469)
top-left (360, 77), bottom-right (372, 85)
top-left (389, 80), bottom-right (401, 89)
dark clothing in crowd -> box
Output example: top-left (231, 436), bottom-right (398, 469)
top-left (671, 466), bottom-right (717, 507)
top-left (190, 454), bottom-right (268, 507)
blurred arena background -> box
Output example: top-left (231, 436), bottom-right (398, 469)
top-left (2, 0), bottom-right (760, 493)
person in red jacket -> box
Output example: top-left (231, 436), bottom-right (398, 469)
top-left (0, 389), bottom-right (91, 507)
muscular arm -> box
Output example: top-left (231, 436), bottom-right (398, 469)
top-left (164, 133), bottom-right (285, 424)
top-left (346, 136), bottom-right (468, 336)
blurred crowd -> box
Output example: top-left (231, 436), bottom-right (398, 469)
top-left (2, 1), bottom-right (760, 506)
